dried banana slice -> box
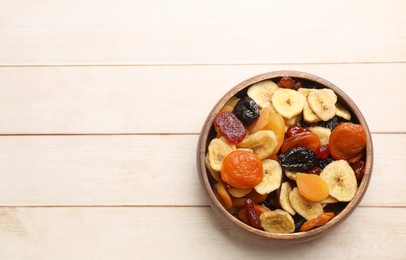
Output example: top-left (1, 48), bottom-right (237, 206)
top-left (208, 138), bottom-right (235, 171)
top-left (247, 80), bottom-right (279, 108)
top-left (271, 88), bottom-right (306, 119)
top-left (336, 103), bottom-right (352, 120)
top-left (308, 126), bottom-right (331, 146)
top-left (237, 130), bottom-right (278, 159)
top-left (320, 160), bottom-right (357, 202)
top-left (227, 187), bottom-right (252, 198)
top-left (308, 90), bottom-right (336, 121)
top-left (254, 159), bottom-right (282, 195)
top-left (260, 209), bottom-right (295, 233)
top-left (303, 101), bottom-right (321, 123)
top-left (289, 187), bottom-right (323, 220)
top-left (279, 182), bottom-right (296, 215)
top-left (205, 154), bottom-right (221, 182)
top-left (284, 169), bottom-right (298, 181)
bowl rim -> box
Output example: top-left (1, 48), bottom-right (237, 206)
top-left (197, 70), bottom-right (373, 242)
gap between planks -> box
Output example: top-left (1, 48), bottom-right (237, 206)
top-left (0, 61), bottom-right (405, 68)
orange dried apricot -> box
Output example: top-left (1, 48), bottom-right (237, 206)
top-left (281, 132), bottom-right (321, 153)
top-left (296, 173), bottom-right (329, 202)
top-left (300, 212), bottom-right (335, 232)
top-left (329, 123), bottom-right (366, 160)
top-left (221, 150), bottom-right (263, 189)
top-left (214, 182), bottom-right (233, 210)
top-left (247, 107), bottom-right (271, 134)
top-left (263, 107), bottom-right (285, 155)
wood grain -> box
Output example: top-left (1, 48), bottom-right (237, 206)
top-left (0, 63), bottom-right (404, 134)
top-left (0, 207), bottom-right (404, 259)
top-left (0, 134), bottom-right (403, 207)
top-left (0, 0), bottom-right (405, 65)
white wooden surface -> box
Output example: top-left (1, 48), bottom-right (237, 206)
top-left (0, 1), bottom-right (405, 259)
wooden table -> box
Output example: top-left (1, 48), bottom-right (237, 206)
top-left (0, 1), bottom-right (405, 259)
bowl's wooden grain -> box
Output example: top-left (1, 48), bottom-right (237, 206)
top-left (197, 71), bottom-right (373, 244)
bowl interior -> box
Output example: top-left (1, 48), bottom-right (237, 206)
top-left (197, 71), bottom-right (373, 243)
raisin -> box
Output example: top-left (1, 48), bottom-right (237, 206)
top-left (280, 147), bottom-right (318, 172)
top-left (244, 198), bottom-right (261, 229)
top-left (277, 76), bottom-right (295, 89)
top-left (350, 160), bottom-right (365, 181)
top-left (319, 156), bottom-right (334, 169)
top-left (232, 96), bottom-right (259, 126)
top-left (214, 112), bottom-right (246, 144)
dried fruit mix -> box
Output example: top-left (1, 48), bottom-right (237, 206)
top-left (205, 76), bottom-right (367, 233)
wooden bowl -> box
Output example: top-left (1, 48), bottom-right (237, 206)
top-left (196, 71), bottom-right (373, 244)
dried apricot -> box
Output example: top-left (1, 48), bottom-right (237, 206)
top-left (263, 107), bottom-right (285, 155)
top-left (296, 173), bottom-right (329, 202)
top-left (329, 123), bottom-right (366, 160)
top-left (247, 107), bottom-right (271, 134)
top-left (281, 132), bottom-right (321, 153)
top-left (300, 212), bottom-right (335, 231)
top-left (214, 182), bottom-right (233, 210)
top-left (221, 150), bottom-right (263, 189)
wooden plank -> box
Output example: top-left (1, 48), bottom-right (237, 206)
top-left (0, 134), bottom-right (403, 207)
top-left (0, 63), bottom-right (404, 134)
top-left (0, 0), bottom-right (405, 65)
top-left (0, 207), bottom-right (404, 259)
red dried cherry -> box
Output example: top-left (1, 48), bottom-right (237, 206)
top-left (316, 145), bottom-right (330, 160)
top-left (214, 112), bottom-right (246, 144)
top-left (278, 76), bottom-right (295, 89)
top-left (308, 166), bottom-right (322, 175)
top-left (244, 198), bottom-right (261, 229)
top-left (350, 160), bottom-right (365, 181)
top-left (286, 125), bottom-right (310, 138)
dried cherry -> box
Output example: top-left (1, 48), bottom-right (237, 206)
top-left (277, 76), bottom-right (295, 89)
top-left (214, 111), bottom-right (246, 144)
top-left (244, 198), bottom-right (261, 229)
top-left (280, 147), bottom-right (318, 172)
top-left (286, 125), bottom-right (310, 138)
top-left (316, 145), bottom-right (330, 160)
top-left (350, 160), bottom-right (365, 181)
top-left (308, 166), bottom-right (322, 175)
top-left (232, 96), bottom-right (259, 126)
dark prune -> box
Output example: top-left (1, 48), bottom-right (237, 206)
top-left (319, 156), bottom-right (334, 169)
top-left (280, 147), bottom-right (318, 172)
top-left (293, 214), bottom-right (306, 232)
top-left (260, 196), bottom-right (277, 211)
top-left (232, 96), bottom-right (259, 126)
top-left (214, 111), bottom-right (246, 144)
top-left (318, 116), bottom-right (346, 131)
